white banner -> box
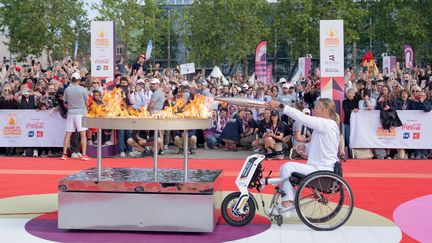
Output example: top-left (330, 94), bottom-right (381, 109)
top-left (180, 63), bottom-right (195, 75)
top-left (0, 110), bottom-right (66, 147)
top-left (350, 110), bottom-right (432, 149)
top-left (320, 20), bottom-right (344, 78)
top-left (91, 21), bottom-right (115, 84)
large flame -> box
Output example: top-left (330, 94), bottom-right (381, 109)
top-left (88, 88), bottom-right (212, 119)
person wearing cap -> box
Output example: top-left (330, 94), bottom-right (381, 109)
top-left (263, 110), bottom-right (285, 158)
top-left (277, 83), bottom-right (296, 107)
top-left (290, 108), bottom-right (312, 159)
top-left (196, 80), bottom-right (212, 97)
top-left (147, 78), bottom-right (165, 113)
top-left (266, 98), bottom-right (341, 216)
top-left (61, 72), bottom-right (91, 161)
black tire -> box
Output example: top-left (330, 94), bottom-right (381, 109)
top-left (221, 192), bottom-right (256, 226)
top-left (295, 172), bottom-right (354, 231)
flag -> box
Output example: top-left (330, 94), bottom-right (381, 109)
top-left (255, 41), bottom-right (267, 82)
top-left (362, 51), bottom-right (373, 66)
top-left (73, 40), bottom-right (79, 59)
top-left (145, 40), bottom-right (153, 61)
top-left (404, 44), bottom-right (413, 69)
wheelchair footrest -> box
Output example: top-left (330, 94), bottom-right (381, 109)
top-left (289, 172), bottom-right (306, 186)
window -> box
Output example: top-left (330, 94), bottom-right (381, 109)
top-left (116, 47), bottom-right (123, 55)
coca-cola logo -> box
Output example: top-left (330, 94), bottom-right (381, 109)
top-left (26, 122), bottom-right (44, 129)
top-left (401, 123), bottom-right (421, 131)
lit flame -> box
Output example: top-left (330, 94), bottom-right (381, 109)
top-left (87, 88), bottom-right (212, 119)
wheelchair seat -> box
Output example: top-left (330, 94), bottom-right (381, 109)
top-left (289, 162), bottom-right (342, 186)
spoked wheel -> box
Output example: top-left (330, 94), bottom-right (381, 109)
top-left (294, 172), bottom-right (354, 231)
top-left (221, 192), bottom-right (256, 226)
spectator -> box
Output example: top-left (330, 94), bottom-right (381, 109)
top-left (263, 110), bottom-right (285, 159)
top-left (252, 108), bottom-right (271, 152)
top-left (277, 83), bottom-right (296, 107)
top-left (358, 88), bottom-right (376, 110)
top-left (204, 109), bottom-right (227, 149)
top-left (239, 109), bottom-right (257, 149)
top-left (174, 130), bottom-right (197, 155)
top-left (290, 108), bottom-right (312, 159)
top-left (127, 130), bottom-right (163, 157)
top-left (413, 90), bottom-right (431, 159)
top-left (342, 88), bottom-right (359, 157)
top-left (220, 109), bottom-right (244, 151)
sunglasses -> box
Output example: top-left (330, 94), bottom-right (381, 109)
top-left (4, 89), bottom-right (11, 92)
top-left (92, 82), bottom-right (99, 84)
top-left (412, 90), bottom-right (420, 92)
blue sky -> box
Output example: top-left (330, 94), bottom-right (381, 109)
top-left (84, 0), bottom-right (101, 20)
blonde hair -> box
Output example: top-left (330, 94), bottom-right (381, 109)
top-left (316, 98), bottom-right (339, 125)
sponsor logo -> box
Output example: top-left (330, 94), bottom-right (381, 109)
top-left (403, 132), bottom-right (410, 139)
top-left (95, 58), bottom-right (109, 65)
top-left (95, 30), bottom-right (109, 47)
top-left (413, 133), bottom-right (420, 139)
top-left (376, 127), bottom-right (396, 137)
top-left (26, 122), bottom-right (44, 129)
top-left (328, 55), bottom-right (335, 62)
top-left (96, 65), bottom-right (101, 71)
top-left (2, 114), bottom-right (21, 137)
top-left (103, 65), bottom-right (109, 70)
top-left (37, 131), bottom-right (44, 138)
top-left (28, 131), bottom-right (34, 137)
top-left (325, 68), bottom-right (339, 73)
top-left (401, 123), bottom-right (421, 131)
top-left (324, 28), bottom-right (340, 46)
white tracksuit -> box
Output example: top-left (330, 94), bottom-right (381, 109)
top-left (280, 105), bottom-right (339, 201)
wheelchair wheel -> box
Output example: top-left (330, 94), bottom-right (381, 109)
top-left (221, 192), bottom-right (256, 226)
top-left (294, 171), bottom-right (354, 231)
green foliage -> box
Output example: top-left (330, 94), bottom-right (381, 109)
top-left (274, 0), bottom-right (365, 59)
top-left (0, 0), bottom-right (88, 62)
top-left (94, 0), bottom-right (168, 62)
top-left (186, 0), bottom-right (271, 65)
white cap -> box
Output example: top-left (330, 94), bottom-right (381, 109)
top-left (242, 84), bottom-right (249, 89)
top-left (302, 108), bottom-right (311, 114)
top-left (136, 79), bottom-right (145, 84)
top-left (279, 78), bottom-right (287, 84)
top-left (71, 72), bottom-right (81, 80)
top-left (180, 81), bottom-right (189, 87)
top-left (282, 83), bottom-right (294, 89)
top-left (150, 78), bottom-right (160, 84)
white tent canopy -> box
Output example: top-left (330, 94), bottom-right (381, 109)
top-left (208, 66), bottom-right (229, 85)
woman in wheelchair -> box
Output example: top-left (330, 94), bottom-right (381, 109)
top-left (267, 98), bottom-right (341, 215)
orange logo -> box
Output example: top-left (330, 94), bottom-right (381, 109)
top-left (324, 28), bottom-right (340, 46)
top-left (3, 114), bottom-right (21, 136)
top-left (95, 29), bottom-right (109, 47)
top-left (375, 127), bottom-right (396, 137)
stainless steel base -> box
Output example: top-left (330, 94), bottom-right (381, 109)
top-left (58, 191), bottom-right (221, 232)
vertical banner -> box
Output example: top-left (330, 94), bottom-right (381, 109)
top-left (73, 40), bottom-right (79, 60)
top-left (145, 39), bottom-right (153, 61)
top-left (266, 63), bottom-right (272, 85)
top-left (255, 41), bottom-right (267, 83)
top-left (383, 56), bottom-right (396, 76)
top-left (91, 21), bottom-right (115, 87)
top-left (320, 20), bottom-right (344, 112)
top-left (404, 44), bottom-right (413, 69)
top-left (298, 57), bottom-right (312, 80)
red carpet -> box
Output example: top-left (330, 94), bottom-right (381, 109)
top-left (1, 157), bottom-right (431, 242)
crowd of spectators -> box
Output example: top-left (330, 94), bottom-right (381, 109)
top-left (0, 56), bottom-right (431, 160)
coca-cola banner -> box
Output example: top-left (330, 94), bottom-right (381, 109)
top-left (350, 110), bottom-right (432, 149)
top-left (0, 110), bottom-right (66, 147)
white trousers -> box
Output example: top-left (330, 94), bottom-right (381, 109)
top-left (279, 162), bottom-right (333, 201)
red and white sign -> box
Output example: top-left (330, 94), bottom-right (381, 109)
top-left (0, 110), bottom-right (66, 147)
top-left (350, 110), bottom-right (432, 149)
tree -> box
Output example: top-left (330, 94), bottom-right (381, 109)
top-left (275, 0), bottom-right (365, 59)
top-left (368, 0), bottom-right (431, 64)
top-left (0, 0), bottom-right (88, 64)
top-left (187, 0), bottom-right (271, 75)
top-left (94, 0), bottom-right (168, 63)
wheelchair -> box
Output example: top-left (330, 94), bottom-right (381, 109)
top-left (220, 152), bottom-right (354, 231)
